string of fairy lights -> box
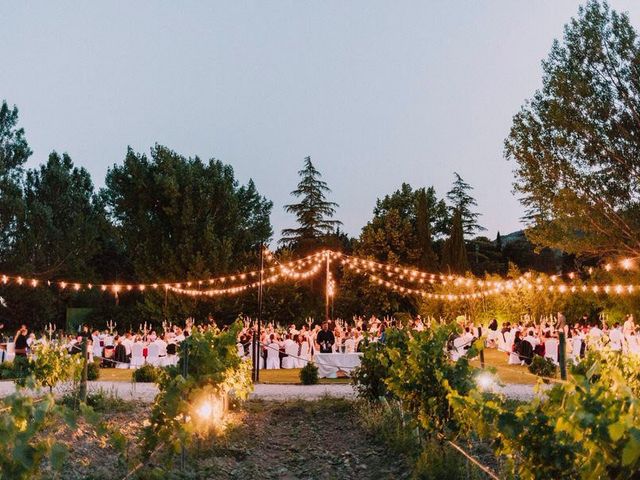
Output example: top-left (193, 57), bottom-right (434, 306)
top-left (0, 249), bottom-right (639, 302)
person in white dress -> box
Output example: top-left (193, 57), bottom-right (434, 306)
top-left (282, 334), bottom-right (298, 369)
top-left (344, 332), bottom-right (356, 353)
top-left (121, 332), bottom-right (134, 358)
top-left (623, 315), bottom-right (635, 336)
top-left (588, 323), bottom-right (604, 348)
top-left (91, 331), bottom-right (102, 359)
top-left (608, 323), bottom-right (624, 352)
top-left (296, 334), bottom-right (311, 368)
top-left (265, 334), bottom-right (281, 369)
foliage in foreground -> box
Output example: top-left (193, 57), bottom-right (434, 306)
top-left (0, 395), bottom-right (65, 480)
top-left (356, 399), bottom-right (488, 480)
top-left (353, 323), bottom-right (640, 479)
top-left (142, 321), bottom-right (253, 456)
top-left (0, 391), bottom-right (118, 480)
top-left (354, 323), bottom-right (478, 433)
top-left (352, 328), bottom-right (410, 401)
top-left (15, 343), bottom-right (83, 392)
top-left (352, 323), bottom-right (483, 476)
top-left (449, 349), bottom-right (640, 479)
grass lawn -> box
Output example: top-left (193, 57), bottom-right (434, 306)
top-left (258, 368), bottom-right (350, 384)
top-left (93, 348), bottom-right (549, 386)
top-left (97, 368), bottom-right (134, 382)
top-left (470, 348), bottom-right (547, 385)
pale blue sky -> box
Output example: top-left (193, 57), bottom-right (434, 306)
top-left (2, 1), bottom-right (639, 241)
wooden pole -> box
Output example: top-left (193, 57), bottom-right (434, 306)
top-left (325, 251), bottom-right (330, 323)
top-left (558, 331), bottom-right (567, 380)
top-left (255, 244), bottom-right (264, 383)
top-left (79, 338), bottom-right (88, 403)
top-left (478, 326), bottom-right (485, 369)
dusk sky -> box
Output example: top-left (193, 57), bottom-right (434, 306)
top-left (2, 1), bottom-right (639, 242)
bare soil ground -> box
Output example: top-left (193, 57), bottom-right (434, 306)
top-left (50, 398), bottom-right (409, 479)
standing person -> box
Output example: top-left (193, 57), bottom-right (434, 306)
top-left (316, 322), bottom-right (335, 353)
top-left (623, 314), bottom-right (635, 336)
top-left (14, 324), bottom-right (28, 357)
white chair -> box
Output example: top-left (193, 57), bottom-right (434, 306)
top-left (4, 343), bottom-right (15, 363)
top-left (92, 339), bottom-right (103, 360)
top-left (451, 336), bottom-right (467, 361)
top-left (571, 337), bottom-right (583, 363)
top-left (146, 343), bottom-right (161, 366)
top-left (344, 338), bottom-right (356, 354)
top-left (282, 341), bottom-right (298, 369)
top-left (130, 343), bottom-right (145, 368)
top-left (236, 342), bottom-right (245, 359)
top-left (544, 339), bottom-right (559, 364)
top-left (296, 342), bottom-right (310, 368)
top-left (265, 342), bottom-right (280, 369)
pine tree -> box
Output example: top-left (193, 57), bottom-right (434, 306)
top-left (446, 172), bottom-right (484, 236)
top-left (416, 188), bottom-right (438, 270)
top-left (496, 231), bottom-right (502, 252)
top-left (281, 157), bottom-right (341, 250)
top-left (442, 208), bottom-right (469, 273)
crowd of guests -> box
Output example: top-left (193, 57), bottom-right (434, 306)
top-left (0, 321), bottom-right (201, 367)
top-left (237, 316), bottom-right (409, 370)
top-left (1, 312), bottom-right (639, 370)
top-left (452, 312), bottom-right (640, 366)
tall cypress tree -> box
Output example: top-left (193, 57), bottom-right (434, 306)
top-left (281, 156), bottom-right (341, 251)
top-left (416, 188), bottom-right (438, 270)
top-left (446, 172), bottom-right (484, 236)
top-left (442, 208), bottom-right (469, 273)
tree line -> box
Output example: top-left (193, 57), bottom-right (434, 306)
top-left (1, 0), bottom-right (635, 329)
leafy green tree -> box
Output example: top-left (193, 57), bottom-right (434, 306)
top-left (446, 172), bottom-right (483, 236)
top-left (441, 209), bottom-right (469, 273)
top-left (281, 156), bottom-right (341, 252)
top-left (104, 145), bottom-right (272, 323)
top-left (335, 184), bottom-right (450, 318)
top-left (1, 152), bottom-right (108, 329)
top-left (0, 101), bottom-right (30, 263)
top-left (506, 0), bottom-right (640, 259)
top-left (357, 183), bottom-right (448, 264)
top-left (15, 152), bottom-right (105, 279)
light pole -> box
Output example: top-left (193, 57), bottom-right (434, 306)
top-left (325, 251), bottom-right (330, 323)
top-left (253, 244), bottom-right (265, 383)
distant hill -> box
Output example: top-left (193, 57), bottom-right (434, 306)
top-left (499, 230), bottom-right (527, 247)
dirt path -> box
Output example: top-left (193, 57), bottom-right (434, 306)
top-left (199, 399), bottom-right (410, 480)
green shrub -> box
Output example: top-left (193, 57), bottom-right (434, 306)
top-left (143, 321), bottom-right (253, 455)
top-left (87, 360), bottom-right (101, 381)
top-left (299, 362), bottom-right (319, 385)
top-left (413, 440), bottom-right (487, 480)
top-left (85, 389), bottom-right (128, 412)
top-left (449, 348), bottom-right (640, 479)
top-left (352, 328), bottom-right (409, 401)
top-left (1, 356), bottom-right (31, 380)
top-left (356, 400), bottom-right (420, 458)
top-left (15, 344), bottom-right (82, 391)
top-left (528, 355), bottom-right (557, 380)
top-left (133, 364), bottom-right (160, 383)
top-left (0, 361), bottom-right (16, 379)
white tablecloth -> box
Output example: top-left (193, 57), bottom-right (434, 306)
top-left (314, 353), bottom-right (363, 378)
